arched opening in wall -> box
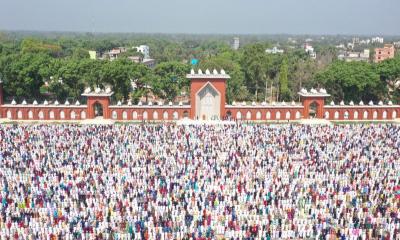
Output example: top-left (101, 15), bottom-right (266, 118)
top-left (132, 111), bottom-right (138, 120)
top-left (28, 111), bottom-right (33, 119)
top-left (354, 111), bottom-right (359, 119)
top-left (6, 111), bottom-right (12, 119)
top-left (246, 111), bottom-right (251, 120)
top-left (183, 111), bottom-right (189, 119)
top-left (71, 111), bottom-right (76, 119)
top-left (38, 111), bottom-right (44, 120)
top-left (143, 111), bottom-right (148, 120)
top-left (373, 111), bottom-right (378, 119)
top-left (226, 111), bottom-right (232, 120)
top-left (81, 111), bottom-right (86, 119)
top-left (324, 111), bottom-right (330, 119)
top-left (60, 111), bottom-right (65, 119)
top-left (276, 111), bottom-right (281, 120)
top-left (392, 110), bottom-right (397, 119)
top-left (122, 111), bottom-right (128, 120)
top-left (153, 111), bottom-right (159, 120)
top-left (285, 111), bottom-right (291, 120)
top-left (93, 102), bottom-right (104, 118)
top-left (296, 111), bottom-right (301, 119)
top-left (173, 111), bottom-right (179, 120)
top-left (344, 111), bottom-right (349, 120)
top-left (334, 111), bottom-right (339, 119)
top-left (266, 111), bottom-right (271, 120)
top-left (49, 111), bottom-right (55, 119)
top-left (256, 111), bottom-right (261, 120)
top-left (363, 111), bottom-right (368, 119)
top-left (308, 101), bottom-right (320, 119)
top-left (112, 111), bottom-right (117, 120)
top-left (163, 111), bottom-right (168, 120)
top-left (17, 111), bottom-right (23, 119)
top-left (236, 111), bottom-right (242, 120)
top-left (382, 111), bottom-right (387, 119)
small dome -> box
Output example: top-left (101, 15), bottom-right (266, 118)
top-left (148, 101), bottom-right (153, 106)
top-left (232, 101), bottom-right (236, 106)
top-left (349, 101), bottom-right (354, 105)
top-left (261, 101), bottom-right (267, 106)
top-left (378, 101), bottom-right (383, 105)
top-left (310, 88), bottom-right (317, 94)
top-left (105, 87), bottom-right (112, 94)
top-left (220, 69), bottom-right (226, 75)
top-left (84, 87), bottom-right (91, 93)
top-left (242, 101), bottom-right (246, 106)
top-left (330, 101), bottom-right (335, 106)
top-left (198, 69), bottom-right (203, 75)
top-left (43, 100), bottom-right (49, 105)
top-left (179, 101), bottom-right (183, 106)
top-left (11, 99), bottom-right (16, 105)
top-left (65, 100), bottom-right (70, 105)
top-left (319, 88), bottom-right (327, 94)
top-left (388, 101), bottom-right (393, 105)
top-left (213, 69), bottom-right (218, 75)
top-left (22, 100), bottom-right (27, 105)
top-left (301, 88), bottom-right (308, 94)
top-left (54, 100), bottom-right (59, 105)
top-left (359, 101), bottom-right (364, 105)
top-left (138, 101), bottom-right (143, 106)
top-left (251, 101), bottom-right (256, 106)
top-left (33, 100), bottom-right (38, 105)
top-left (158, 101), bottom-right (163, 106)
top-left (168, 101), bottom-right (173, 106)
top-left (272, 101), bottom-right (276, 106)
top-left (205, 69), bottom-right (210, 74)
top-left (340, 100), bottom-right (344, 106)
top-left (190, 69), bottom-right (195, 74)
top-left (127, 100), bottom-right (132, 106)
top-left (281, 101), bottom-right (286, 105)
top-left (291, 101), bottom-right (296, 105)
top-left (117, 101), bottom-right (122, 106)
top-left (75, 100), bottom-right (80, 106)
top-left (95, 87), bottom-right (101, 93)
top-left (368, 100), bottom-right (373, 106)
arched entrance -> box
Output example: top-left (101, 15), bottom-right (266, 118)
top-left (93, 102), bottom-right (104, 118)
top-left (195, 83), bottom-right (221, 120)
top-left (309, 101), bottom-right (319, 119)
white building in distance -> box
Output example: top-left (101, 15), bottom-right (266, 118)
top-left (134, 45), bottom-right (150, 59)
top-left (232, 37), bottom-right (240, 50)
top-left (265, 46), bottom-right (284, 54)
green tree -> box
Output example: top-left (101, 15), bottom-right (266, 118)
top-left (152, 62), bottom-right (190, 101)
top-left (279, 59), bottom-right (291, 101)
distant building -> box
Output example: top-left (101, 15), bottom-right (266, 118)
top-left (304, 43), bottom-right (316, 60)
top-left (393, 41), bottom-right (400, 48)
top-left (265, 46), bottom-right (284, 54)
top-left (371, 37), bottom-right (384, 44)
top-left (88, 50), bottom-right (99, 60)
top-left (338, 49), bottom-right (370, 62)
top-left (104, 47), bottom-right (127, 61)
top-left (128, 56), bottom-right (156, 68)
top-left (134, 45), bottom-right (150, 59)
top-left (232, 37), bottom-right (240, 50)
top-left (374, 44), bottom-right (395, 63)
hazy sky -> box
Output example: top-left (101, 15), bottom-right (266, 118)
top-left (0, 0), bottom-right (399, 35)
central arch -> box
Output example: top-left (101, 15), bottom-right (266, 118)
top-left (308, 101), bottom-right (321, 119)
top-left (195, 82), bottom-right (221, 120)
top-left (93, 102), bottom-right (104, 118)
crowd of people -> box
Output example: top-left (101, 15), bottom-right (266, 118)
top-left (0, 123), bottom-right (399, 239)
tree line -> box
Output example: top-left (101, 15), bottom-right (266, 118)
top-left (0, 34), bottom-right (399, 104)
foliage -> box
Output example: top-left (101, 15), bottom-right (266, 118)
top-left (279, 59), bottom-right (291, 101)
top-left (314, 61), bottom-right (383, 102)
